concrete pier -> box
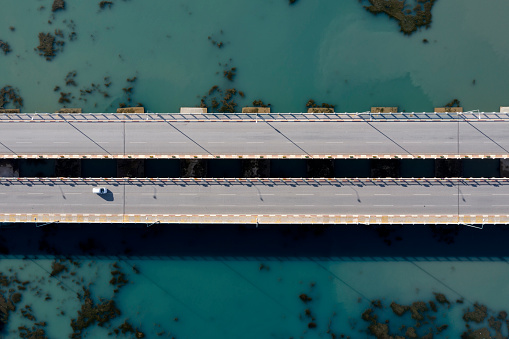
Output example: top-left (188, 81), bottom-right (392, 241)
top-left (371, 107), bottom-right (398, 113)
top-left (180, 107), bottom-right (207, 113)
top-left (242, 107), bottom-right (271, 113)
top-left (117, 107), bottom-right (144, 113)
top-left (434, 107), bottom-right (463, 113)
top-left (55, 108), bottom-right (82, 113)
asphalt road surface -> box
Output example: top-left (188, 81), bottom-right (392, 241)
top-left (1, 179), bottom-right (508, 216)
top-left (1, 121), bottom-right (509, 156)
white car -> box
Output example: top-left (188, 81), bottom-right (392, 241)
top-left (92, 187), bottom-right (107, 194)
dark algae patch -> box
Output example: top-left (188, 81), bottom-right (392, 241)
top-left (357, 294), bottom-right (509, 338)
top-left (70, 288), bottom-right (121, 338)
top-left (362, 0), bottom-right (437, 35)
top-left (0, 86), bottom-right (23, 109)
top-left (36, 32), bottom-right (57, 60)
top-left (52, 0), bottom-right (66, 12)
top-left (0, 40), bottom-right (11, 55)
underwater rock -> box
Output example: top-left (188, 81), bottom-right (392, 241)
top-left (65, 71), bottom-right (78, 86)
top-left (463, 303), bottom-right (488, 323)
top-left (52, 0), bottom-right (65, 12)
top-left (99, 1), bottom-right (113, 9)
top-left (362, 0), bottom-right (437, 35)
top-left (390, 302), bottom-right (410, 316)
top-left (299, 293), bottom-right (312, 303)
top-left (0, 86), bottom-right (23, 109)
top-left (36, 32), bottom-right (57, 60)
top-left (50, 261), bottom-right (68, 277)
top-left (70, 288), bottom-right (121, 338)
top-left (223, 67), bottom-right (236, 81)
top-left (0, 40), bottom-right (11, 55)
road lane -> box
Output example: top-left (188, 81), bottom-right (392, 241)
top-left (1, 121), bottom-right (509, 158)
top-left (0, 178), bottom-right (508, 220)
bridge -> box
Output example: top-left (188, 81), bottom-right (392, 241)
top-left (1, 113), bottom-right (509, 159)
top-left (0, 177), bottom-right (507, 225)
top-left (1, 113), bottom-right (509, 225)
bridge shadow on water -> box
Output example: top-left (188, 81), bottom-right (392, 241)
top-left (0, 223), bottom-right (508, 261)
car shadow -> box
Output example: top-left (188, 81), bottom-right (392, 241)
top-left (97, 190), bottom-right (114, 201)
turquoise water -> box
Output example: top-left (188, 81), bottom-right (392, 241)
top-left (2, 0), bottom-right (509, 113)
top-left (0, 224), bottom-right (509, 338)
top-left (3, 1), bottom-right (509, 337)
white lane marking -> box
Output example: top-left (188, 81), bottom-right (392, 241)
top-left (374, 205), bottom-right (393, 206)
top-left (178, 204), bottom-right (196, 206)
top-left (168, 142), bottom-right (187, 144)
top-left (334, 204), bottom-right (355, 207)
top-left (208, 142), bottom-right (225, 144)
top-left (129, 142), bottom-right (147, 144)
top-left (27, 193), bottom-right (44, 195)
top-left (413, 194), bottom-right (431, 195)
top-left (16, 142), bottom-right (32, 144)
top-left (68, 204), bottom-right (83, 206)
top-left (179, 193), bottom-right (197, 196)
top-left (0, 193), bottom-right (6, 195)
top-left (452, 193), bottom-right (471, 195)
top-left (443, 141), bottom-right (457, 144)
top-left (325, 142), bottom-right (343, 144)
top-left (492, 194), bottom-right (509, 196)
top-left (53, 141), bottom-right (70, 144)
top-left (258, 204), bottom-right (276, 206)
top-left (97, 141), bottom-right (109, 144)
top-left (263, 194), bottom-right (275, 196)
top-left (218, 194), bottom-right (236, 196)
top-left (101, 203), bottom-right (122, 206)
top-left (492, 205), bottom-right (509, 207)
top-left (246, 142), bottom-right (264, 144)
top-left (218, 204), bottom-right (237, 207)
top-left (484, 141), bottom-right (494, 143)
top-left (402, 141), bottom-right (422, 144)
top-left (374, 194), bottom-right (391, 196)
top-left (286, 141), bottom-right (305, 143)
top-left (335, 193), bottom-right (353, 196)
top-left (65, 193), bottom-right (82, 195)
top-left (412, 205), bottom-right (435, 206)
top-left (295, 205), bottom-right (314, 207)
top-left (296, 193), bottom-right (314, 196)
top-left (366, 142), bottom-right (383, 144)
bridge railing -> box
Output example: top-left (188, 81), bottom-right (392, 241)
top-left (1, 112), bottom-right (509, 122)
top-left (1, 177), bottom-right (506, 187)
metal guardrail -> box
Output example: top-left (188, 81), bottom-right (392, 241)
top-left (1, 177), bottom-right (507, 186)
top-left (1, 112), bottom-right (509, 122)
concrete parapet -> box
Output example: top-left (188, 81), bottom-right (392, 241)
top-left (371, 107), bottom-right (398, 113)
top-left (434, 107), bottom-right (463, 113)
top-left (0, 213), bottom-right (502, 225)
top-left (242, 107), bottom-right (271, 113)
top-left (180, 107), bottom-right (207, 114)
top-left (117, 107), bottom-right (144, 113)
top-left (501, 107), bottom-right (509, 113)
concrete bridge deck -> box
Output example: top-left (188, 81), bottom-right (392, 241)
top-left (1, 114), bottom-right (509, 159)
top-left (0, 177), bottom-right (507, 225)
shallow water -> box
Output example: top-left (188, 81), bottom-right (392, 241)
top-left (0, 224), bottom-right (508, 337)
top-left (2, 1), bottom-right (509, 338)
top-left (1, 0), bottom-right (509, 113)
